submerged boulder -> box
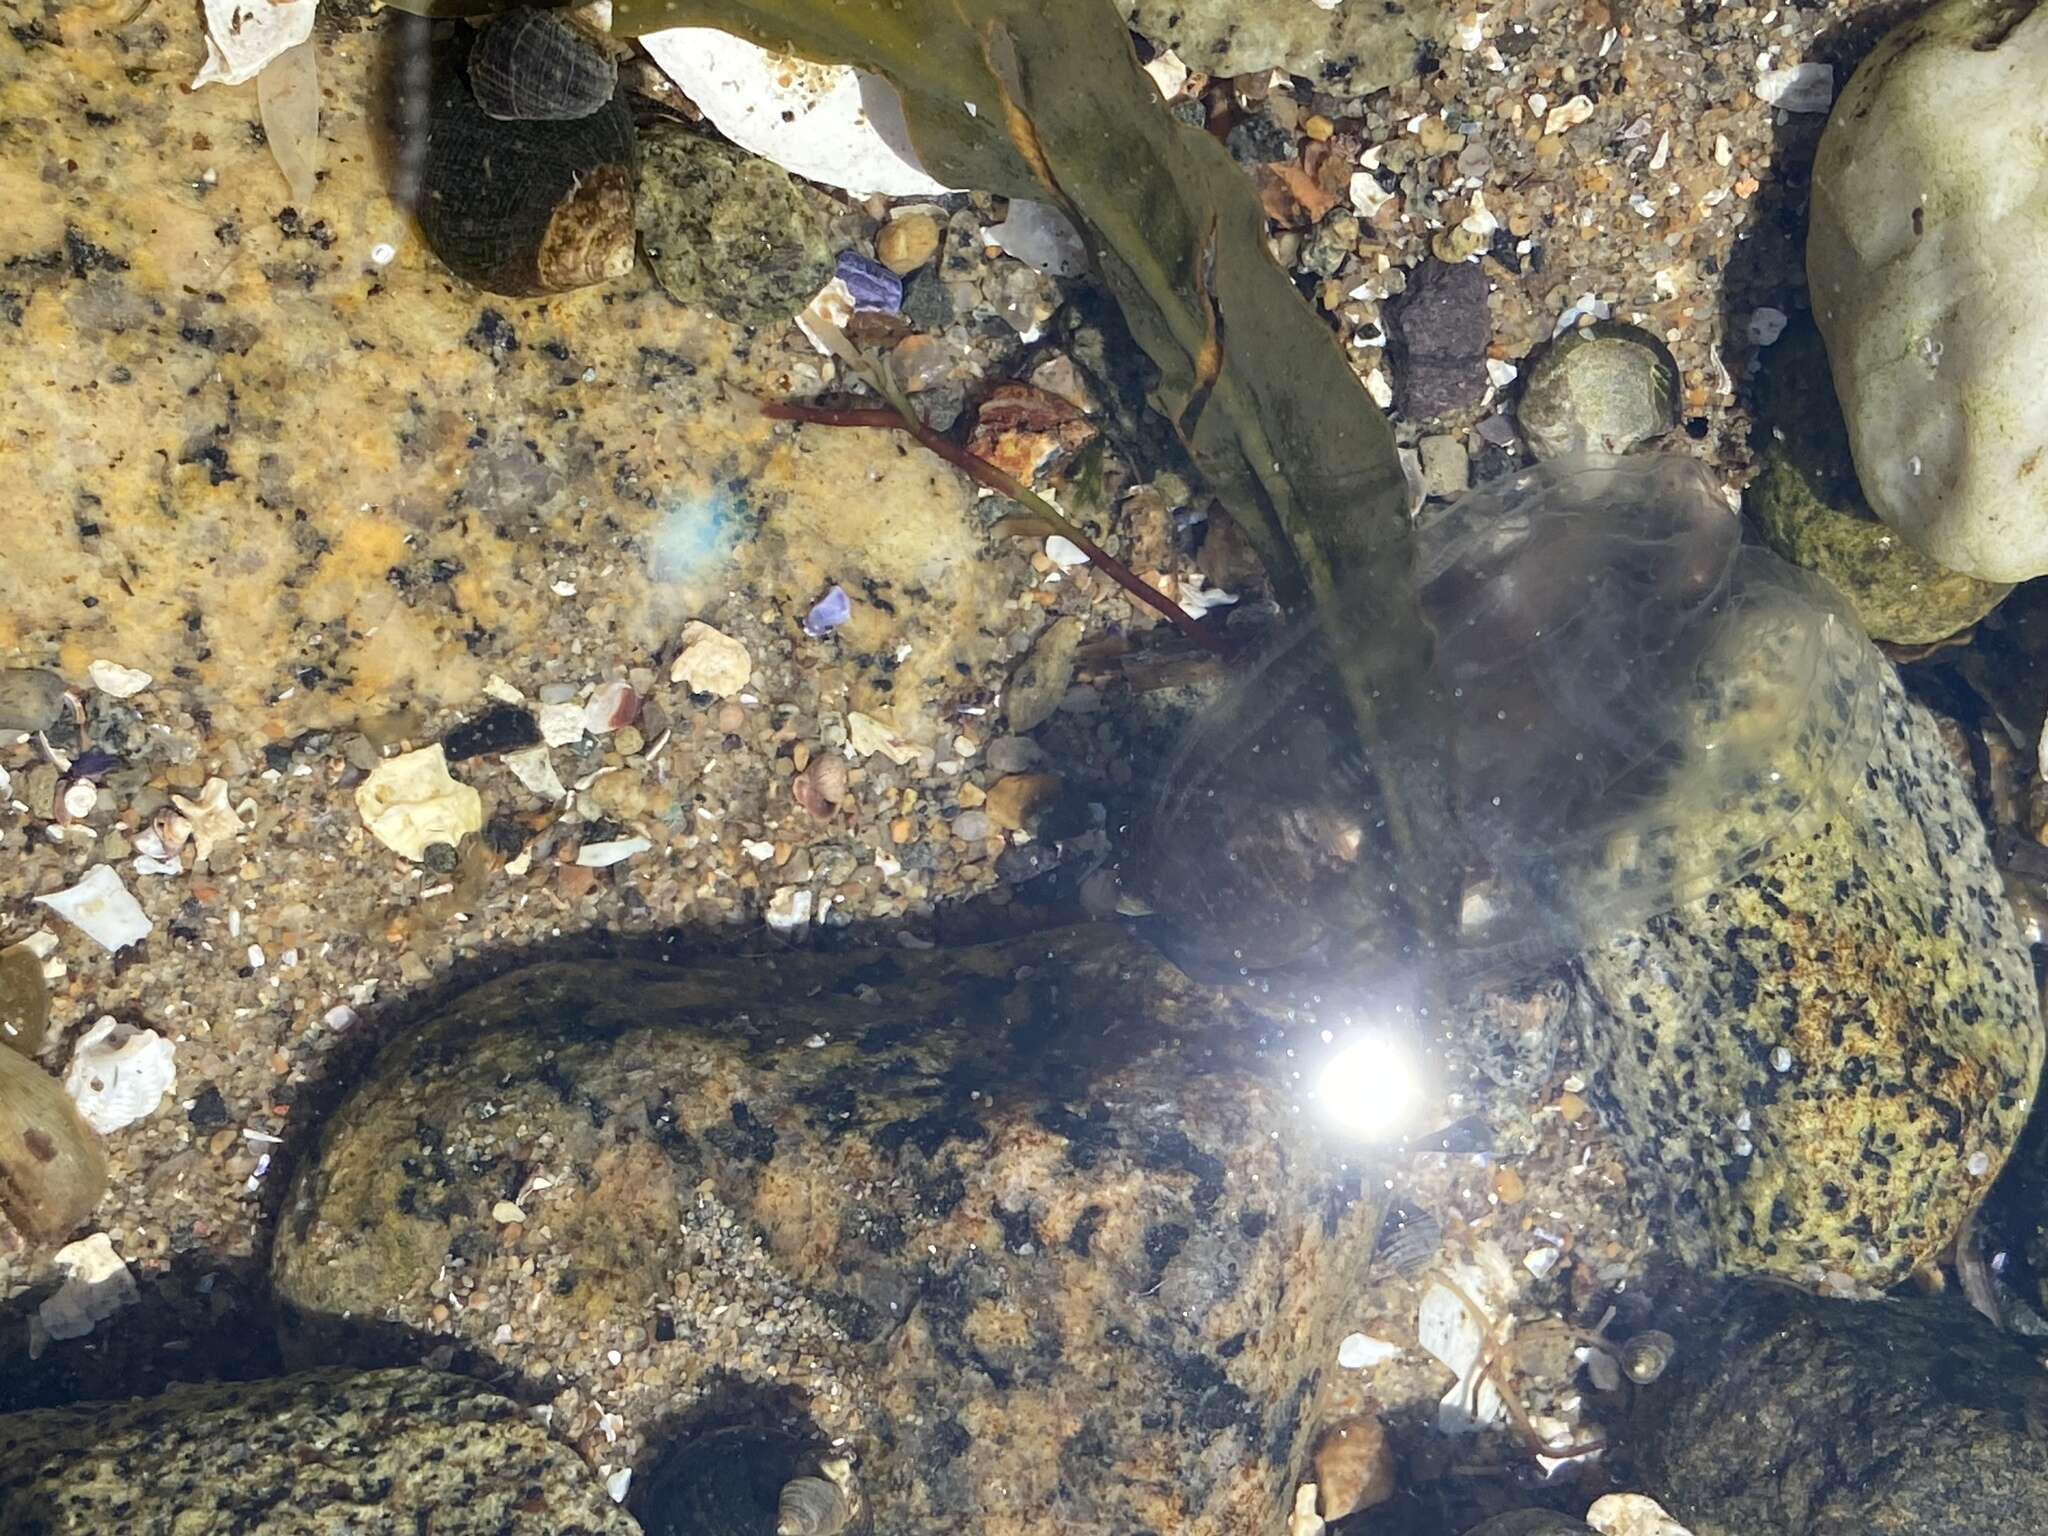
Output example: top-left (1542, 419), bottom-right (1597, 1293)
top-left (1578, 653), bottom-right (2041, 1288)
top-left (1807, 0), bottom-right (2048, 584)
top-left (0, 1368), bottom-right (637, 1534)
top-left (1634, 1283), bottom-right (2048, 1535)
top-left (272, 927), bottom-right (1382, 1536)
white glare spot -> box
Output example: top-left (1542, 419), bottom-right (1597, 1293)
top-left (1771, 1046), bottom-right (1793, 1072)
top-left (370, 242), bottom-right (396, 265)
top-left (1967, 1150), bottom-right (1991, 1178)
top-left (1317, 1034), bottom-right (1422, 1141)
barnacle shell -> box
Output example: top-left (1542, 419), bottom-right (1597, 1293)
top-left (776, 1475), bottom-right (852, 1536)
top-left (468, 8), bottom-right (618, 122)
top-left (1620, 1329), bottom-right (1677, 1384)
top-left (0, 1041), bottom-right (108, 1242)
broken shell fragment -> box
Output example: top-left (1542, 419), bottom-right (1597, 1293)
top-left (0, 1044), bottom-right (108, 1242)
top-left (417, 45), bottom-right (638, 297)
top-left (468, 7), bottom-right (618, 122)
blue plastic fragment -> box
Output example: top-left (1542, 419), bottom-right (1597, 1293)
top-left (803, 584), bottom-right (853, 638)
top-left (836, 250), bottom-right (904, 313)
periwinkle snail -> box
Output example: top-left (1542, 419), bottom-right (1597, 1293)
top-left (1139, 453), bottom-right (1882, 985)
top-left (415, 19), bottom-right (637, 297)
top-left (468, 8), bottom-right (619, 122)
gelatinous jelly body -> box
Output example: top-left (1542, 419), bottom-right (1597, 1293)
top-left (1143, 454), bottom-right (1884, 981)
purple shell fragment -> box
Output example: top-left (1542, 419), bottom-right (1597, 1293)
top-left (803, 585), bottom-right (853, 638)
top-left (835, 250), bottom-right (904, 313)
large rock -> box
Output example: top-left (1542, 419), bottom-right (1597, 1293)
top-left (0, 1368), bottom-right (638, 1534)
top-left (1117, 0), bottom-right (1443, 93)
top-left (1749, 319), bottom-right (2009, 643)
top-left (1807, 0), bottom-right (2048, 583)
top-left (1578, 656), bottom-right (2041, 1288)
top-left (273, 927), bottom-right (1382, 1536)
top-left (1635, 1283), bottom-right (2048, 1535)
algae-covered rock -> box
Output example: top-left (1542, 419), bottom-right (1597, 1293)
top-left (1635, 1283), bottom-right (2048, 1536)
top-left (0, 1368), bottom-right (639, 1534)
top-left (1116, 0), bottom-right (1443, 92)
top-left (273, 927), bottom-right (1382, 1536)
top-left (636, 122), bottom-right (836, 326)
top-left (1807, 0), bottom-right (2048, 584)
top-left (1749, 319), bottom-right (2008, 644)
top-left (1578, 655), bottom-right (2042, 1288)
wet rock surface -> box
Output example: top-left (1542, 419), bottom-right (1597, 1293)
top-left (1808, 0), bottom-right (2048, 585)
top-left (1748, 320), bottom-right (2008, 644)
top-left (0, 1367), bottom-right (639, 1534)
top-left (1578, 658), bottom-right (2041, 1287)
top-left (272, 926), bottom-right (1380, 1536)
top-left (1635, 1283), bottom-right (2048, 1536)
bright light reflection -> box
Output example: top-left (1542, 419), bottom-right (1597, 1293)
top-left (1317, 1034), bottom-right (1422, 1141)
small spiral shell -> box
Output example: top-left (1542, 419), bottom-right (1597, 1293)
top-left (1620, 1329), bottom-right (1676, 1384)
top-left (776, 1476), bottom-right (852, 1536)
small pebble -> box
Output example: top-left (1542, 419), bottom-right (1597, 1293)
top-left (493, 1199), bottom-right (527, 1224)
top-left (877, 212), bottom-right (942, 274)
top-left (952, 810), bottom-right (992, 842)
top-left (0, 668), bottom-right (67, 734)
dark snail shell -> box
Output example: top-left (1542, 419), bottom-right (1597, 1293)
top-left (468, 8), bottom-right (619, 122)
top-left (417, 44), bottom-right (637, 297)
top-left (640, 1425), bottom-right (872, 1536)
top-left (1620, 1329), bottom-right (1676, 1384)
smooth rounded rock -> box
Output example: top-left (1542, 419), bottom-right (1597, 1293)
top-left (0, 1368), bottom-right (638, 1533)
top-left (1749, 319), bottom-right (2009, 644)
top-left (273, 928), bottom-right (1386, 1536)
top-left (1808, 0), bottom-right (2048, 583)
top-left (1516, 322), bottom-right (1678, 459)
top-left (1461, 1516), bottom-right (1597, 1535)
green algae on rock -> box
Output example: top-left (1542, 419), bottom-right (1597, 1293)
top-left (273, 927), bottom-right (1382, 1536)
top-left (1749, 319), bottom-right (2008, 645)
top-left (0, 1368), bottom-right (640, 1534)
top-left (1577, 652), bottom-right (2042, 1289)
top-left (636, 123), bottom-right (837, 327)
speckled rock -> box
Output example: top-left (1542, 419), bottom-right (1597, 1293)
top-left (1578, 655), bottom-right (2042, 1288)
top-left (273, 927), bottom-right (1382, 1536)
top-left (1807, 0), bottom-right (2048, 583)
top-left (636, 122), bottom-right (837, 327)
top-left (1749, 320), bottom-right (2008, 644)
top-left (0, 1368), bottom-right (640, 1534)
top-left (1116, 0), bottom-right (1443, 92)
top-left (1634, 1283), bottom-right (2048, 1536)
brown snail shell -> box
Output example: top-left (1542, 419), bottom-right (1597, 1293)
top-left (468, 8), bottom-right (619, 122)
top-left (1620, 1329), bottom-right (1676, 1384)
top-left (0, 1039), bottom-right (108, 1242)
top-left (417, 42), bottom-right (637, 297)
